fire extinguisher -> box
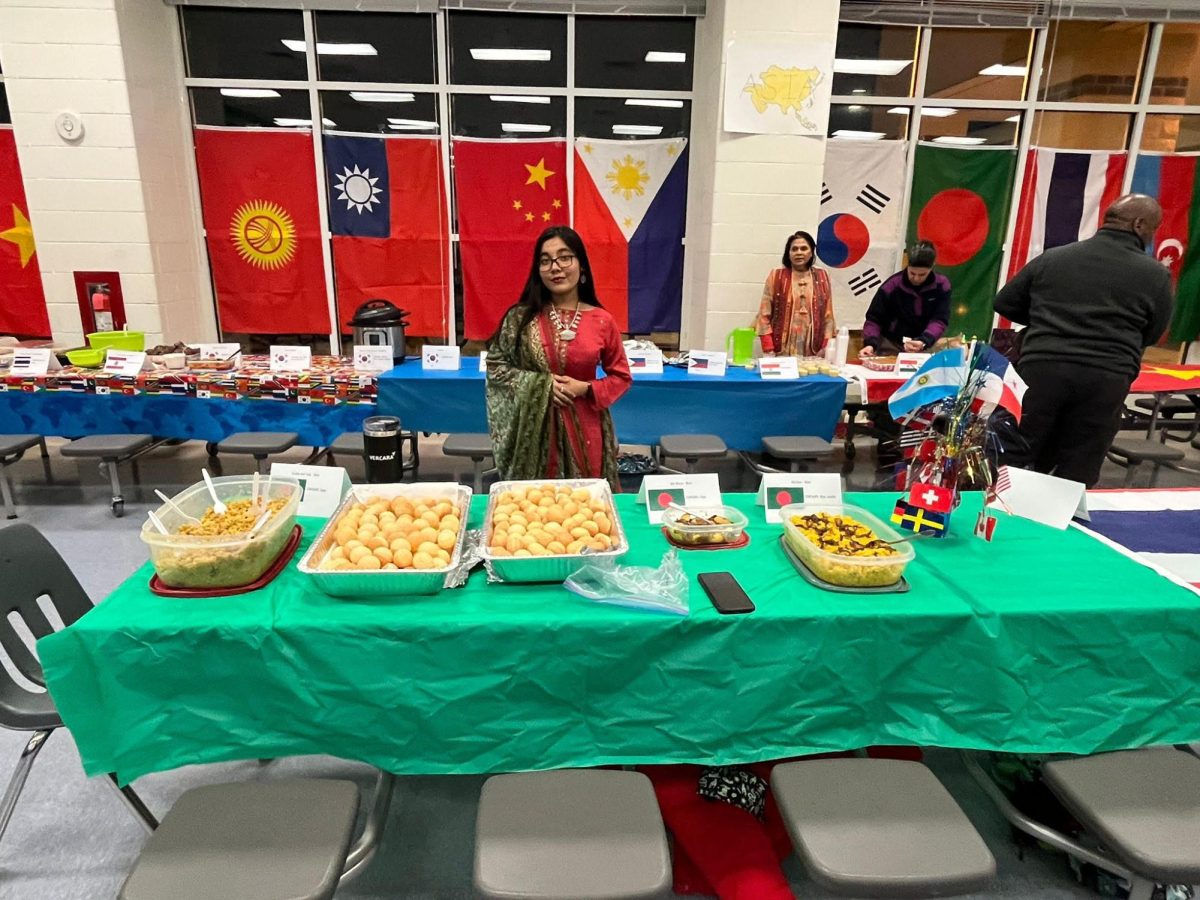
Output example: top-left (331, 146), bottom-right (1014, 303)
top-left (92, 288), bottom-right (114, 332)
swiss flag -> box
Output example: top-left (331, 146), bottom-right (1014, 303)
top-left (909, 481), bottom-right (953, 514)
top-left (0, 128), bottom-right (50, 337)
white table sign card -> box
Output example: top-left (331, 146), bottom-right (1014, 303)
top-left (628, 347), bottom-right (665, 376)
top-left (270, 345), bottom-right (312, 373)
top-left (195, 343), bottom-right (242, 365)
top-left (353, 345), bottom-right (394, 373)
top-left (422, 345), bottom-right (461, 371)
top-left (478, 351), bottom-right (488, 372)
top-left (756, 473), bottom-right (843, 523)
top-left (636, 473), bottom-right (723, 524)
top-left (687, 350), bottom-right (727, 377)
top-left (895, 352), bottom-right (930, 375)
top-left (103, 350), bottom-right (152, 376)
top-left (269, 463), bottom-right (352, 518)
top-left (10, 348), bottom-right (61, 376)
top-left (758, 357), bottom-right (799, 380)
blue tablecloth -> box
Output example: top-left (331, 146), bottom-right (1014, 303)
top-left (377, 362), bottom-right (848, 450)
top-left (0, 391), bottom-right (370, 446)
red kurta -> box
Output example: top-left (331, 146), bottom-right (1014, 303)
top-left (538, 306), bottom-right (631, 479)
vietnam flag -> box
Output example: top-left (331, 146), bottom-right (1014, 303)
top-left (324, 134), bottom-right (449, 338)
top-left (194, 128), bottom-right (329, 334)
top-left (0, 127), bottom-right (50, 337)
top-left (1131, 153), bottom-right (1200, 343)
top-left (453, 139), bottom-right (569, 340)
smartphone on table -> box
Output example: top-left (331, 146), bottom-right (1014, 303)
top-left (697, 571), bottom-right (755, 615)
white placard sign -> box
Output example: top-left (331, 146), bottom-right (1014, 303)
top-left (194, 342), bottom-right (242, 365)
top-left (895, 352), bottom-right (930, 375)
top-left (986, 466), bottom-right (1085, 531)
top-left (756, 473), bottom-right (843, 523)
top-left (636, 473), bottom-right (723, 524)
top-left (688, 350), bottom-right (727, 377)
top-left (269, 463), bottom-right (352, 519)
top-left (270, 345), bottom-right (312, 373)
top-left (627, 348), bottom-right (665, 376)
top-left (758, 356), bottom-right (799, 380)
top-left (422, 344), bottom-right (461, 371)
top-left (723, 35), bottom-right (835, 136)
top-left (478, 351), bottom-right (488, 372)
top-left (103, 350), bottom-right (152, 376)
top-left (353, 345), bottom-right (394, 373)
top-left (10, 348), bottom-right (61, 376)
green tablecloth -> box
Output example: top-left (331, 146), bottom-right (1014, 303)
top-left (40, 492), bottom-right (1200, 784)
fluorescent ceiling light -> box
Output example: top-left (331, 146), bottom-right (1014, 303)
top-left (1005, 114), bottom-right (1021, 122)
top-left (470, 48), bottom-right (551, 61)
top-left (932, 135), bottom-right (987, 145)
top-left (851, 88), bottom-right (866, 94)
top-left (489, 94), bottom-right (552, 104)
top-left (387, 119), bottom-right (439, 130)
top-left (834, 58), bottom-right (911, 76)
top-left (832, 129), bottom-right (885, 140)
top-left (645, 51), bottom-right (687, 63)
top-left (612, 124), bottom-right (663, 135)
top-left (273, 117), bottom-right (335, 128)
top-left (888, 106), bottom-right (957, 118)
top-left (220, 88), bottom-right (280, 99)
top-left (980, 63), bottom-right (1028, 76)
top-left (625, 98), bottom-right (685, 108)
top-left (281, 39), bottom-right (377, 55)
top-left (847, 105), bottom-right (864, 111)
top-left (351, 92), bottom-right (414, 103)
top-left (502, 122), bottom-right (552, 133)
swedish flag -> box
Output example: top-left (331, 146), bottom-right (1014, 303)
top-left (891, 500), bottom-right (947, 537)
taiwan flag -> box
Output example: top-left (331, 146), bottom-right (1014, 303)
top-left (454, 139), bottom-right (569, 340)
top-left (0, 127), bottom-right (50, 337)
top-left (573, 138), bottom-right (688, 333)
top-left (325, 134), bottom-right (449, 338)
top-left (194, 128), bottom-right (329, 334)
top-left (907, 144), bottom-right (1017, 342)
top-left (1131, 153), bottom-right (1200, 343)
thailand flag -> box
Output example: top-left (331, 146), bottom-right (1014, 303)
top-left (972, 346), bottom-right (1027, 422)
top-left (573, 138), bottom-right (688, 333)
top-left (1078, 489), bottom-right (1200, 592)
top-left (887, 348), bottom-right (966, 419)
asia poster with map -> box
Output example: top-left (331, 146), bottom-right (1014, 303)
top-left (723, 35), bottom-right (834, 135)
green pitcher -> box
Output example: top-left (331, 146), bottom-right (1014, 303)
top-left (725, 327), bottom-right (756, 366)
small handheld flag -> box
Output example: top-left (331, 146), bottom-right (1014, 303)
top-left (909, 481), bottom-right (953, 514)
top-left (891, 500), bottom-right (948, 537)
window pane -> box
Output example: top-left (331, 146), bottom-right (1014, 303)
top-left (191, 88), bottom-right (312, 129)
top-left (1141, 114), bottom-right (1200, 153)
top-left (448, 12), bottom-right (566, 87)
top-left (919, 107), bottom-right (1020, 146)
top-left (181, 8), bottom-right (307, 81)
top-left (1030, 111), bottom-right (1131, 150)
top-left (833, 23), bottom-right (918, 97)
top-left (314, 12), bottom-right (436, 84)
top-left (926, 28), bottom-right (1033, 102)
top-left (1152, 23), bottom-right (1200, 106)
top-left (0, 85), bottom-right (9, 126)
top-left (321, 91), bottom-right (439, 135)
top-left (450, 93), bottom-right (565, 138)
top-left (575, 96), bottom-right (690, 140)
top-left (575, 17), bottom-right (694, 91)
top-left (827, 104), bottom-right (907, 140)
top-left (1039, 21), bottom-right (1148, 103)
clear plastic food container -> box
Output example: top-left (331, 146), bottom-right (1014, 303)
top-left (662, 505), bottom-right (748, 546)
top-left (140, 475), bottom-right (301, 589)
top-left (779, 503), bottom-right (914, 588)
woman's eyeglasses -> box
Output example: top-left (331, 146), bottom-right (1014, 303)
top-left (539, 254), bottom-right (577, 270)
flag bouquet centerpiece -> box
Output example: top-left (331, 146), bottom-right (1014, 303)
top-left (886, 343), bottom-right (1027, 538)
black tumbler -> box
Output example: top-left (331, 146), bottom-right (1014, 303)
top-left (362, 415), bottom-right (401, 483)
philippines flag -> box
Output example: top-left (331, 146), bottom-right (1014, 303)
top-left (573, 138), bottom-right (688, 333)
top-left (1007, 148), bottom-right (1126, 280)
top-left (887, 348), bottom-right (966, 419)
top-left (972, 345), bottom-right (1027, 422)
top-left (1131, 152), bottom-right (1200, 343)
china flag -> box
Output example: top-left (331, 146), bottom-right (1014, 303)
top-left (453, 139), bottom-right (569, 340)
top-left (194, 128), bottom-right (330, 334)
top-left (0, 127), bottom-right (50, 337)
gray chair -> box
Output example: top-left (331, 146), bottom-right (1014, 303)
top-left (1041, 748), bottom-right (1200, 900)
top-left (743, 435), bottom-right (835, 474)
top-left (442, 433), bottom-right (493, 493)
top-left (60, 434), bottom-right (154, 516)
top-left (215, 432), bottom-right (300, 474)
top-left (474, 769), bottom-right (671, 900)
top-left (0, 435), bottom-right (49, 520)
top-left (1134, 395), bottom-right (1198, 442)
top-left (120, 779), bottom-right (360, 900)
top-left (657, 433), bottom-right (727, 474)
top-left (1107, 438), bottom-right (1185, 487)
top-left (771, 758), bottom-right (996, 897)
top-left (0, 523), bottom-right (157, 847)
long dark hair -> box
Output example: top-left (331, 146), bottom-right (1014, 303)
top-left (781, 230), bottom-right (817, 271)
top-left (497, 226), bottom-right (602, 343)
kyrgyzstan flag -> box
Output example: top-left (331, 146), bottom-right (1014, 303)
top-left (1131, 153), bottom-right (1200, 343)
top-left (324, 134), bottom-right (449, 338)
top-left (573, 138), bottom-right (688, 333)
top-left (194, 128), bottom-right (329, 334)
top-left (454, 139), bottom-right (569, 340)
top-left (0, 127), bottom-right (50, 337)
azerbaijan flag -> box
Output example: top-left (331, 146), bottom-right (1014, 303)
top-left (1131, 153), bottom-right (1200, 343)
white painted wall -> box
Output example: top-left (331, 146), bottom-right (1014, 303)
top-left (682, 0), bottom-right (839, 350)
top-left (0, 0), bottom-right (213, 346)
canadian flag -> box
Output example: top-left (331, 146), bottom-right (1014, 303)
top-left (909, 481), bottom-right (953, 514)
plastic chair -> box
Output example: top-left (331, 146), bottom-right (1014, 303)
top-left (0, 523), bottom-right (157, 846)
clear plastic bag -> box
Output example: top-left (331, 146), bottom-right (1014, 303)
top-left (562, 550), bottom-right (690, 616)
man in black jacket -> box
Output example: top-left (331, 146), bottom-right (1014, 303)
top-left (994, 194), bottom-right (1174, 487)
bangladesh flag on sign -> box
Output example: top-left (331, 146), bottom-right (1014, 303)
top-left (653, 488), bottom-right (686, 510)
top-left (907, 145), bottom-right (1017, 341)
top-left (767, 487), bottom-right (804, 511)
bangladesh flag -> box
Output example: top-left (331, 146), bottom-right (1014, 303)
top-left (907, 145), bottom-right (1017, 341)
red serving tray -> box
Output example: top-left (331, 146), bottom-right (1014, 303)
top-left (661, 527), bottom-right (751, 551)
top-left (149, 525), bottom-right (303, 598)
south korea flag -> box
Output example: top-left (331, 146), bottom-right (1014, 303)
top-left (817, 140), bottom-right (906, 326)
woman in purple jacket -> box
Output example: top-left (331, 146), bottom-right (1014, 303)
top-left (860, 241), bottom-right (952, 357)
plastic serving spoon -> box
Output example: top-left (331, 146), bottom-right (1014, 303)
top-left (247, 508), bottom-right (273, 539)
top-left (201, 468), bottom-right (227, 515)
top-left (146, 510), bottom-right (169, 535)
top-left (155, 489), bottom-right (198, 523)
